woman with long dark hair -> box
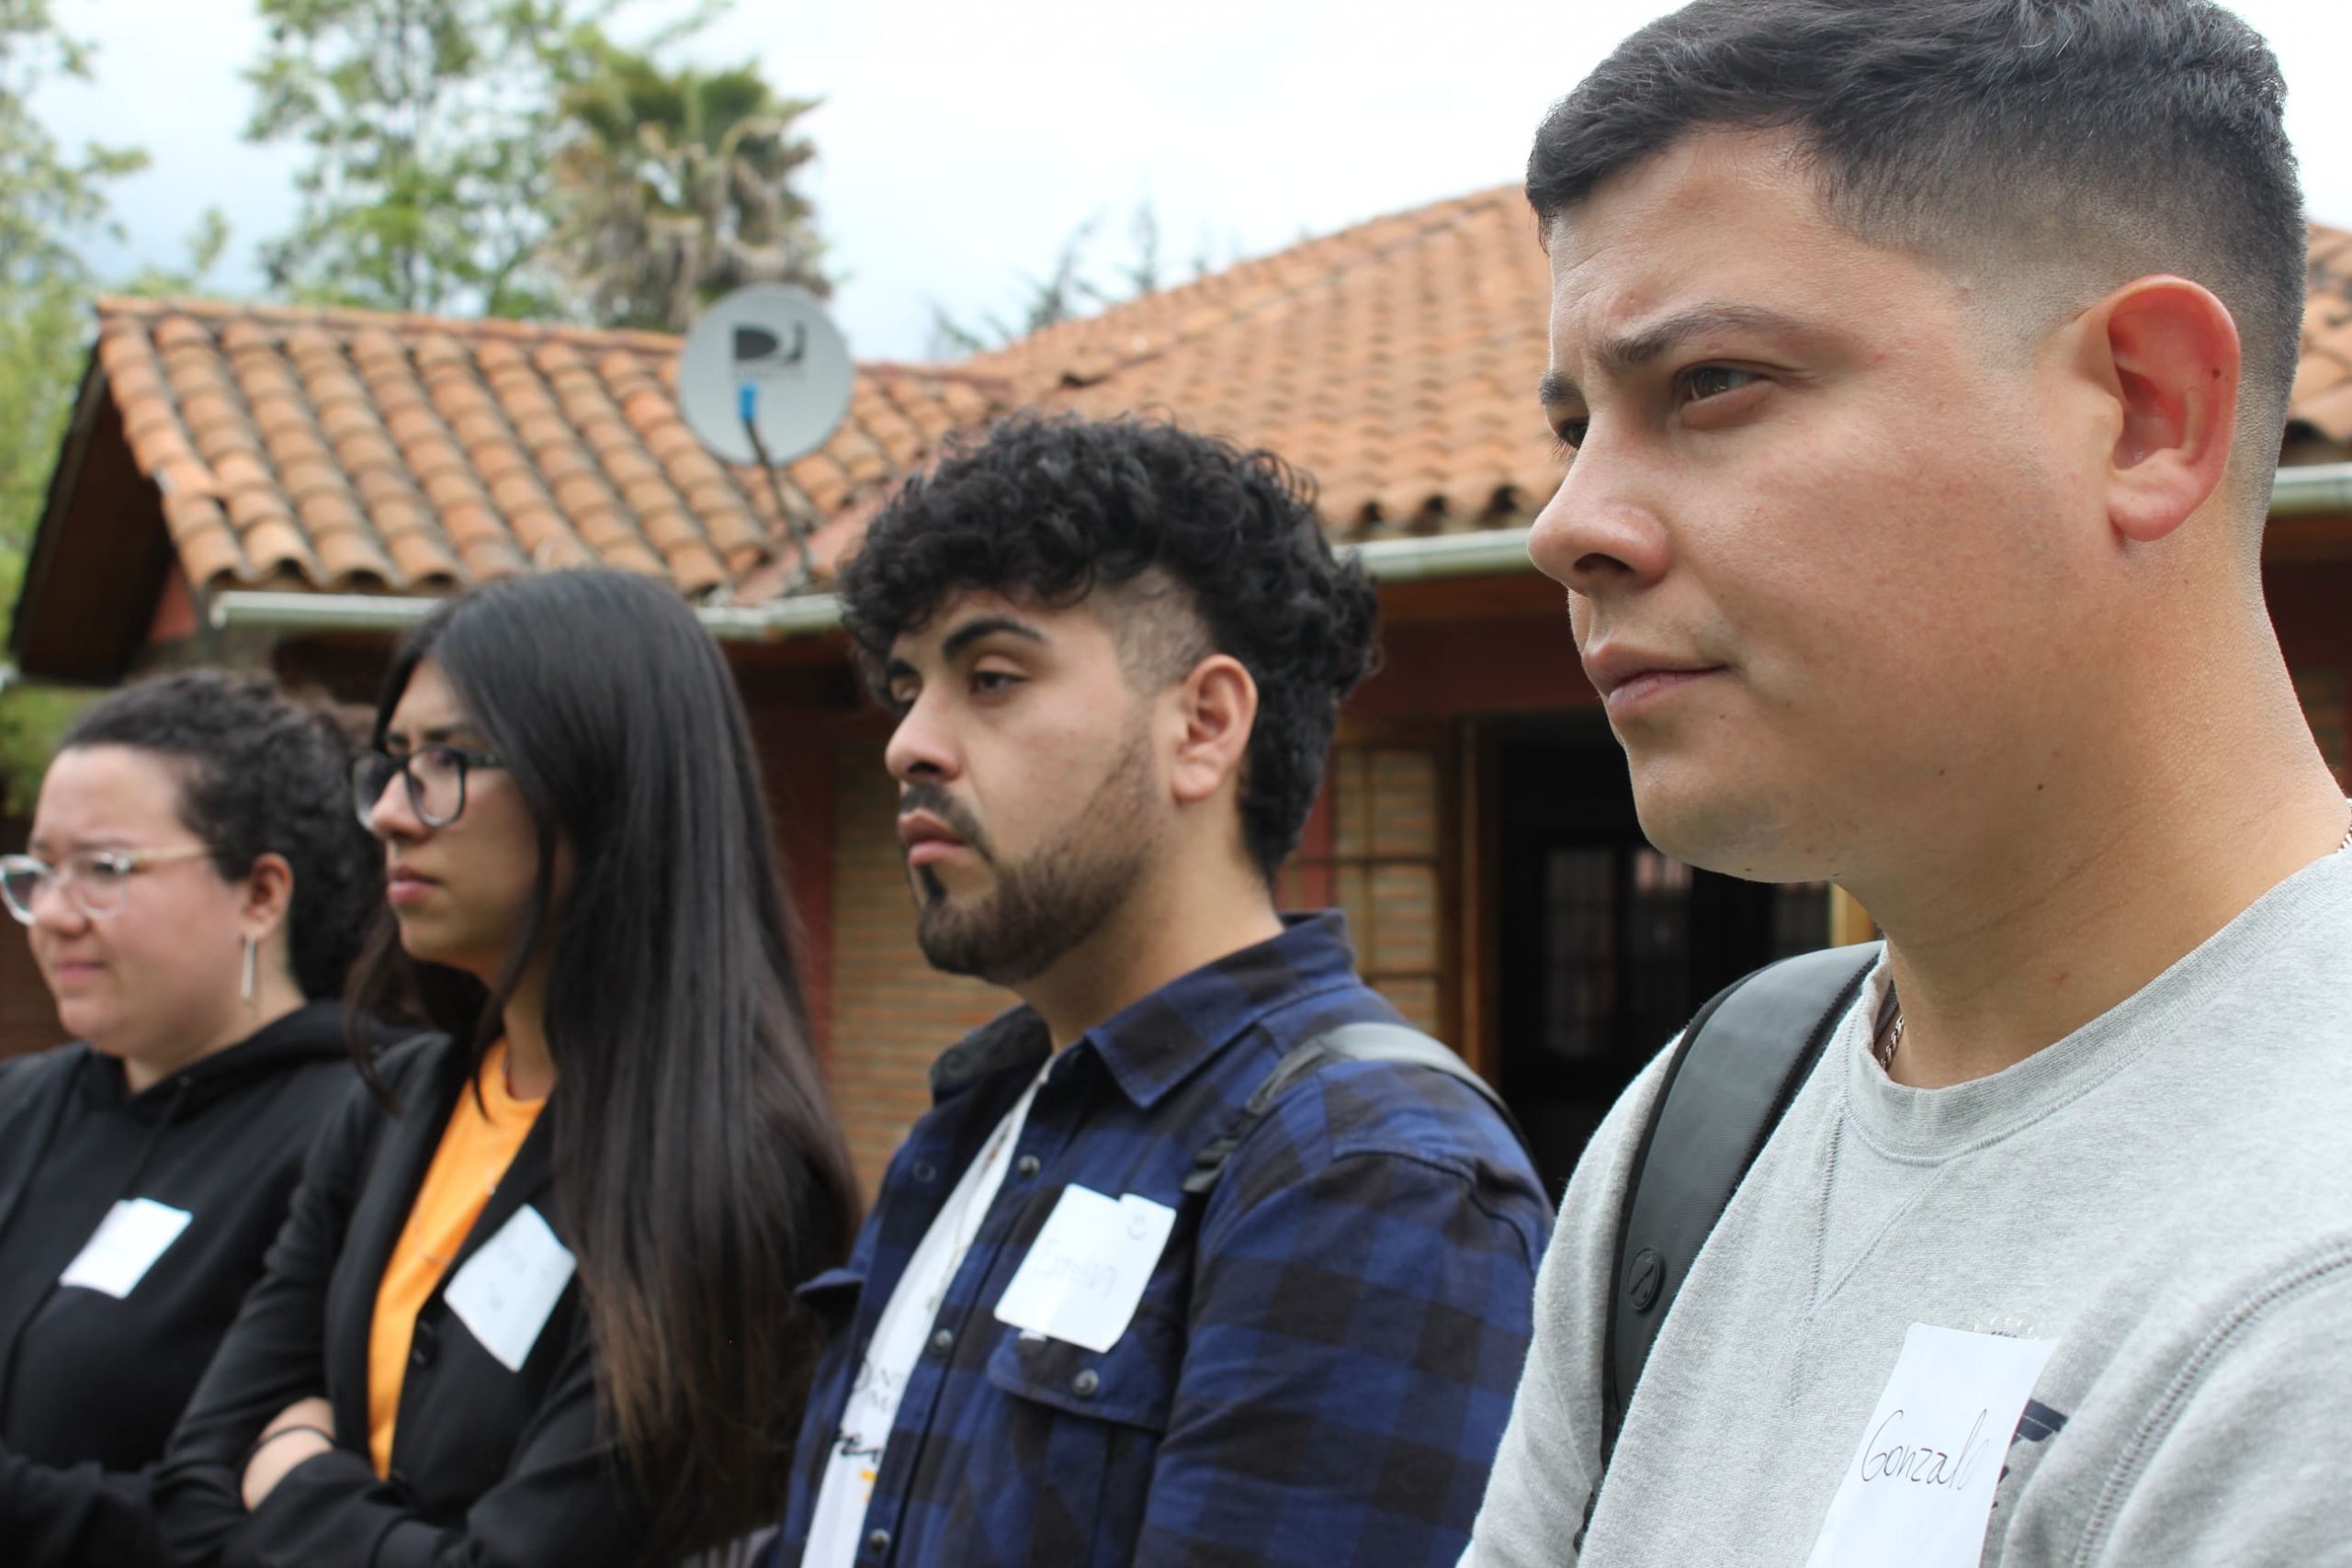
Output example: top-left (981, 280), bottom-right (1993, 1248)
top-left (0, 671), bottom-right (379, 1566)
top-left (158, 570), bottom-right (858, 1565)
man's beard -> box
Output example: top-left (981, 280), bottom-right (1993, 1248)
top-left (905, 724), bottom-right (1157, 988)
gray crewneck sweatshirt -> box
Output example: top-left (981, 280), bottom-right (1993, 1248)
top-left (1464, 847), bottom-right (2352, 1567)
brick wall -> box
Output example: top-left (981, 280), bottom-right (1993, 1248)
top-left (825, 742), bottom-right (1017, 1191)
top-left (742, 701), bottom-right (843, 1059)
top-left (820, 734), bottom-right (1456, 1192)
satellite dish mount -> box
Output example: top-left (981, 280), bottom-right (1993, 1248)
top-left (678, 287), bottom-right (854, 595)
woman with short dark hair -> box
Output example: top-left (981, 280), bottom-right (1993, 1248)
top-left (158, 570), bottom-right (858, 1566)
top-left (0, 671), bottom-right (380, 1566)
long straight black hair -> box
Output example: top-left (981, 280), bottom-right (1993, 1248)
top-left (348, 570), bottom-right (857, 1556)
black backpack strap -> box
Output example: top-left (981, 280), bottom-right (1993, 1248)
top-left (1183, 1021), bottom-right (1532, 1197)
top-left (1598, 943), bottom-right (1879, 1466)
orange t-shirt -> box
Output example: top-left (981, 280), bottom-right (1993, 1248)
top-left (367, 1043), bottom-right (545, 1477)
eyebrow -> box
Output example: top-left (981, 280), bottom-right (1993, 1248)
top-left (25, 834), bottom-right (127, 857)
top-left (880, 615), bottom-right (1049, 690)
top-left (942, 615), bottom-right (1046, 661)
top-left (1538, 304), bottom-right (1819, 406)
top-left (381, 724), bottom-right (485, 749)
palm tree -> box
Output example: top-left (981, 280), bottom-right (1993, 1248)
top-left (548, 49), bottom-right (827, 333)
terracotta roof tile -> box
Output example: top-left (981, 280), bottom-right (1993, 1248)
top-left (89, 210), bottom-right (2352, 603)
top-left (85, 297), bottom-right (989, 596)
top-left (241, 516), bottom-right (316, 578)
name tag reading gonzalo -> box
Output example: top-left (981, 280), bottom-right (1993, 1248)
top-left (1804, 1322), bottom-right (2058, 1568)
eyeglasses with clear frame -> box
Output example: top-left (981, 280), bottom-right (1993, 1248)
top-left (351, 746), bottom-right (505, 831)
top-left (0, 844), bottom-right (217, 926)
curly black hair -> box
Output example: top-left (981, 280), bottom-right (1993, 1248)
top-left (60, 670), bottom-right (382, 1000)
top-left (838, 412), bottom-right (1379, 878)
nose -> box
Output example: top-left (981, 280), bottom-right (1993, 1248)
top-left (366, 770), bottom-right (425, 840)
top-left (1526, 445), bottom-right (1674, 600)
top-left (28, 873), bottom-right (90, 936)
top-left (883, 688), bottom-right (961, 787)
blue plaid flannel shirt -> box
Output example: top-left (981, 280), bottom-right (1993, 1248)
top-left (764, 913), bottom-right (1551, 1568)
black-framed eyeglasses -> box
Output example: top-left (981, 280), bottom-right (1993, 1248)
top-left (0, 844), bottom-right (216, 925)
top-left (351, 747), bottom-right (505, 830)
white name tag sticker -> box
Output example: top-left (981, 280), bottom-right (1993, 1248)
top-left (59, 1198), bottom-right (193, 1299)
top-left (442, 1204), bottom-right (576, 1373)
top-left (993, 1184), bottom-right (1177, 1353)
top-left (1804, 1323), bottom-right (2059, 1568)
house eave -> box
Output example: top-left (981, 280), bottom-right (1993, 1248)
top-left (201, 527), bottom-right (1554, 641)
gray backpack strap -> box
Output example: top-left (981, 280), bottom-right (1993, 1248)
top-left (1183, 1021), bottom-right (1531, 1197)
top-left (1593, 944), bottom-right (1879, 1487)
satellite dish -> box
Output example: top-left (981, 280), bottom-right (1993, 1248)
top-left (676, 286), bottom-right (854, 468)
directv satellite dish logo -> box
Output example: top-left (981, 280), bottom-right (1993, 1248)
top-left (679, 284), bottom-right (853, 471)
top-left (733, 323), bottom-right (808, 380)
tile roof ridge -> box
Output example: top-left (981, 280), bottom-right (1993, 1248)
top-left (974, 183), bottom-right (1525, 395)
top-left (93, 299), bottom-right (1028, 395)
top-left (93, 295), bottom-right (686, 354)
top-left (852, 358), bottom-right (1021, 395)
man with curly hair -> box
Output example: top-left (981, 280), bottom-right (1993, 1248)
top-left (766, 413), bottom-right (1549, 1568)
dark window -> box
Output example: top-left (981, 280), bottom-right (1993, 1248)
top-left (1491, 724), bottom-right (1835, 1194)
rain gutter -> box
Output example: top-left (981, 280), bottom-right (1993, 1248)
top-left (201, 527), bottom-right (1548, 644)
top-left (198, 462), bottom-right (2352, 642)
top-left (203, 586), bottom-right (853, 643)
top-left (2269, 460), bottom-right (2352, 516)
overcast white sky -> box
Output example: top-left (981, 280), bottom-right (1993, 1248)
top-left (34, 0), bottom-right (2352, 363)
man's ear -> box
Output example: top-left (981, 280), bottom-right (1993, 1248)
top-left (1168, 655), bottom-right (1259, 807)
top-left (2082, 275), bottom-right (2241, 545)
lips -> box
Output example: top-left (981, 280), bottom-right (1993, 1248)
top-left (43, 956), bottom-right (105, 987)
top-left (1582, 640), bottom-right (1728, 715)
top-left (385, 865), bottom-right (439, 908)
top-left (896, 810), bottom-right (968, 868)
top-left (1605, 668), bottom-right (1724, 712)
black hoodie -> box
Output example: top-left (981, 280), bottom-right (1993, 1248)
top-left (0, 1002), bottom-right (359, 1567)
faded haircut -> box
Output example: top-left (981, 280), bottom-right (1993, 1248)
top-left (839, 412), bottom-right (1380, 881)
top-left (1528, 0), bottom-right (2306, 502)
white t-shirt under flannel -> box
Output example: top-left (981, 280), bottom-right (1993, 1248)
top-left (802, 1067), bottom-right (1046, 1568)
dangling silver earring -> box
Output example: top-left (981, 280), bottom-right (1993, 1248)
top-left (241, 935), bottom-right (258, 1006)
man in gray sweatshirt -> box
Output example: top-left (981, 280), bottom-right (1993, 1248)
top-left (1467, 2), bottom-right (2352, 1565)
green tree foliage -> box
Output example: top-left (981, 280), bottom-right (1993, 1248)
top-left (0, 208), bottom-right (225, 802)
top-left (548, 44), bottom-right (826, 332)
top-left (0, 0), bottom-right (144, 288)
top-left (245, 0), bottom-right (643, 318)
top-left (0, 278), bottom-right (89, 810)
top-left (0, 0), bottom-right (150, 806)
top-left (0, 0), bottom-right (143, 552)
